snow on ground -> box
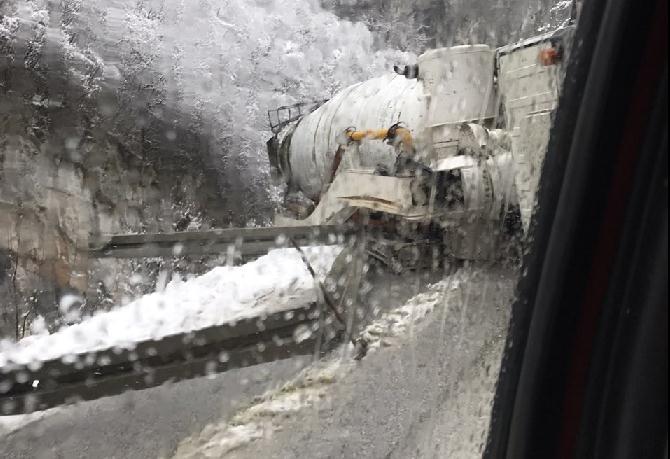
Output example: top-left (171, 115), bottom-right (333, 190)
top-left (0, 406), bottom-right (59, 435)
top-left (0, 246), bottom-right (341, 367)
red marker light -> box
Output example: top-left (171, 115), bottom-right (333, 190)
top-left (539, 47), bottom-right (561, 66)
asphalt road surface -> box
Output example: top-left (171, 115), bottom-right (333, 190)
top-left (177, 265), bottom-right (515, 458)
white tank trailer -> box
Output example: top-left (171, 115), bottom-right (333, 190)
top-left (268, 27), bottom-right (574, 263)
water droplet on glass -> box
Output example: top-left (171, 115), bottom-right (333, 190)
top-left (292, 324), bottom-right (313, 343)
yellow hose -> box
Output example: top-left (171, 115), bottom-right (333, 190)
top-left (345, 126), bottom-right (414, 153)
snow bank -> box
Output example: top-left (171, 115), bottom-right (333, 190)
top-left (0, 408), bottom-right (56, 435)
top-left (0, 247), bottom-right (341, 367)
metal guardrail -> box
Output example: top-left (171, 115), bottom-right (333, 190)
top-left (88, 224), bottom-right (353, 259)
top-left (0, 302), bottom-right (343, 415)
top-left (0, 224), bottom-right (359, 414)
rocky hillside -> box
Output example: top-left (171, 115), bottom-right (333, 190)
top-left (0, 2), bottom-right (228, 339)
top-left (321, 0), bottom-right (574, 51)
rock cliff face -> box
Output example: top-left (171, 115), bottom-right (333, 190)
top-left (0, 3), bottom-right (227, 339)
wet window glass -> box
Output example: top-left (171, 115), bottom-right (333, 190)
top-left (1, 1), bottom-right (576, 457)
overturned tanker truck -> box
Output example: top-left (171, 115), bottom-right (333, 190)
top-left (268, 27), bottom-right (572, 267)
top-left (0, 26), bottom-right (573, 414)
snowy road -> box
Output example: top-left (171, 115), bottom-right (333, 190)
top-left (174, 265), bottom-right (515, 458)
top-left (0, 264), bottom-right (515, 458)
top-left (0, 356), bottom-right (312, 458)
